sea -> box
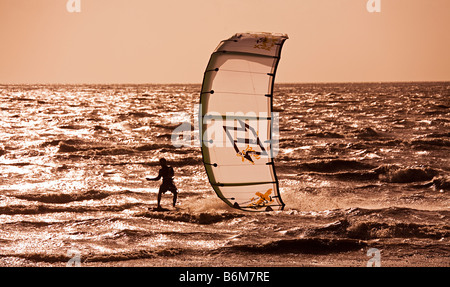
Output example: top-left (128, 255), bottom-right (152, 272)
top-left (0, 82), bottom-right (448, 266)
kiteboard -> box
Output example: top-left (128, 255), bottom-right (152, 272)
top-left (149, 207), bottom-right (170, 212)
top-left (148, 206), bottom-right (181, 212)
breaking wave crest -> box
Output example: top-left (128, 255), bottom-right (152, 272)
top-left (375, 165), bottom-right (439, 183)
top-left (306, 207), bottom-right (450, 240)
top-left (297, 159), bottom-right (442, 184)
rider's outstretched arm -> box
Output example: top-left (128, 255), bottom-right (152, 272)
top-left (146, 170), bottom-right (162, 181)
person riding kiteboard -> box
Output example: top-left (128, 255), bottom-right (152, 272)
top-left (146, 158), bottom-right (178, 209)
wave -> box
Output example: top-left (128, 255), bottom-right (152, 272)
top-left (58, 143), bottom-right (80, 153)
top-left (135, 143), bottom-right (172, 151)
top-left (135, 210), bottom-right (244, 224)
top-left (278, 207), bottom-right (449, 241)
top-left (172, 156), bottom-right (202, 166)
top-left (84, 248), bottom-right (183, 263)
top-left (126, 111), bottom-right (156, 118)
top-left (1, 217), bottom-right (125, 231)
top-left (41, 139), bottom-right (87, 148)
top-left (423, 132), bottom-right (450, 138)
top-left (300, 217), bottom-right (449, 241)
top-left (224, 238), bottom-right (366, 254)
top-left (346, 206), bottom-right (450, 220)
top-left (94, 147), bottom-right (136, 156)
top-left (108, 228), bottom-right (155, 239)
top-left (40, 139), bottom-right (131, 155)
top-left (342, 207), bottom-right (449, 240)
top-left (314, 170), bottom-right (379, 181)
top-left (293, 127), bottom-right (380, 140)
top-left (304, 131), bottom-right (344, 138)
top-left (40, 139), bottom-right (95, 153)
top-left (375, 165), bottom-right (439, 183)
top-left (411, 138), bottom-right (450, 148)
top-left (4, 247), bottom-right (184, 264)
top-left (0, 202), bottom-right (140, 215)
top-left (353, 127), bottom-right (379, 139)
top-left (298, 159), bottom-right (376, 173)
top-left (154, 123), bottom-right (181, 131)
top-left (312, 219), bottom-right (449, 241)
top-left (345, 220), bottom-right (449, 240)
top-left (58, 124), bottom-right (87, 130)
top-left (2, 220), bottom-right (52, 228)
top-left (428, 175), bottom-right (450, 190)
top-left (48, 139), bottom-right (177, 155)
top-left (12, 190), bottom-right (111, 204)
top-left (298, 159), bottom-right (442, 184)
top-left (13, 97), bottom-right (36, 102)
top-left (58, 144), bottom-right (135, 155)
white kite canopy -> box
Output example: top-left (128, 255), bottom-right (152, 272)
top-left (200, 32), bottom-right (288, 211)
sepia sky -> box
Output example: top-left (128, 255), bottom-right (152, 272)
top-left (0, 0), bottom-right (449, 84)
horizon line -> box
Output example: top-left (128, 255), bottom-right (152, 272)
top-left (1, 80), bottom-right (449, 86)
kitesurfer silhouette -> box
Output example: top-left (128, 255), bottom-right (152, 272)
top-left (146, 158), bottom-right (178, 209)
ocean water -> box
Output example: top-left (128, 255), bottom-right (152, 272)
top-left (0, 82), bottom-right (448, 266)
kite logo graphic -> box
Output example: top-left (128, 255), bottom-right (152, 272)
top-left (237, 145), bottom-right (261, 164)
top-left (253, 35), bottom-right (278, 51)
top-left (248, 189), bottom-right (274, 208)
top-left (223, 119), bottom-right (268, 164)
